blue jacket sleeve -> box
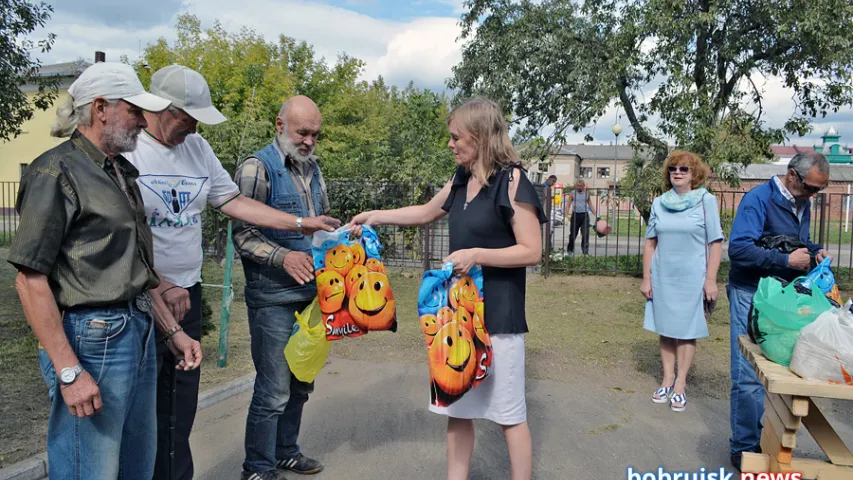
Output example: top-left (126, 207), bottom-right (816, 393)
top-left (728, 199), bottom-right (790, 270)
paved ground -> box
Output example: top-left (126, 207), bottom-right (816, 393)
top-left (189, 356), bottom-right (853, 480)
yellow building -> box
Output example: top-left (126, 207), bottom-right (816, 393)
top-left (0, 60), bottom-right (90, 183)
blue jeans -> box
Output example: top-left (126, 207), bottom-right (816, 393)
top-left (38, 302), bottom-right (156, 479)
top-left (727, 284), bottom-right (765, 457)
top-left (243, 300), bottom-right (314, 473)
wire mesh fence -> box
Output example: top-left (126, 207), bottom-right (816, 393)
top-left (3, 178), bottom-right (852, 281)
top-left (541, 186), bottom-right (853, 281)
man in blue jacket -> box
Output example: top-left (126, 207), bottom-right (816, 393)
top-left (727, 151), bottom-right (831, 469)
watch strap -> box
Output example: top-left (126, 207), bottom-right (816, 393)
top-left (296, 217), bottom-right (303, 235)
top-left (59, 364), bottom-right (84, 385)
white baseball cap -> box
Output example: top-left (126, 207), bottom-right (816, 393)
top-left (69, 62), bottom-right (171, 112)
top-left (150, 65), bottom-right (227, 125)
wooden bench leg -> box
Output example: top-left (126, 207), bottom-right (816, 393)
top-left (802, 398), bottom-right (853, 467)
top-left (761, 417), bottom-right (794, 471)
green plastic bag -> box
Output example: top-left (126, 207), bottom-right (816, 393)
top-left (284, 298), bottom-right (332, 383)
top-left (749, 276), bottom-right (833, 366)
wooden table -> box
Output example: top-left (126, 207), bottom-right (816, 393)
top-left (738, 336), bottom-right (853, 480)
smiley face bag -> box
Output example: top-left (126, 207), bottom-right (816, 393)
top-left (418, 262), bottom-right (492, 407)
top-left (312, 225), bottom-right (397, 341)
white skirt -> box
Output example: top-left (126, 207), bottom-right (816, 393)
top-left (428, 333), bottom-right (527, 425)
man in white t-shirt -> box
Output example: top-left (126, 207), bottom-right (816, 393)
top-left (126, 65), bottom-right (339, 480)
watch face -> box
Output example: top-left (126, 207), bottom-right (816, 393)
top-left (60, 369), bottom-right (76, 383)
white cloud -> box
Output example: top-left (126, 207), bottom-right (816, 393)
top-left (435, 0), bottom-right (466, 15)
top-left (34, 0), bottom-right (461, 91)
top-left (34, 10), bottom-right (174, 65)
top-left (185, 0), bottom-right (398, 63)
top-left (371, 17), bottom-right (462, 88)
top-left (30, 0), bottom-right (852, 147)
top-left (556, 75), bottom-right (853, 148)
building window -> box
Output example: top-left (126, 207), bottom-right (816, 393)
top-left (579, 167), bottom-right (593, 178)
top-left (529, 171), bottom-right (543, 184)
top-left (597, 167), bottom-right (611, 178)
top-left (19, 163), bottom-right (28, 180)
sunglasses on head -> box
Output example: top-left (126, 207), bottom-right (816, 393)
top-left (792, 169), bottom-right (827, 194)
top-left (668, 166), bottom-right (690, 173)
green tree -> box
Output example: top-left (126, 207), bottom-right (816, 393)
top-left (136, 13), bottom-right (455, 187)
top-left (451, 0), bottom-right (853, 213)
top-left (0, 0), bottom-right (57, 141)
top-left (134, 13), bottom-right (457, 262)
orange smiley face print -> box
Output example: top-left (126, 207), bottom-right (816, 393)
top-left (325, 244), bottom-right (354, 276)
top-left (365, 258), bottom-right (386, 274)
top-left (350, 243), bottom-right (366, 266)
top-left (429, 322), bottom-right (477, 397)
top-left (348, 271), bottom-right (396, 331)
top-left (316, 270), bottom-right (346, 314)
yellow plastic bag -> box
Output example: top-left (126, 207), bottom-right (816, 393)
top-left (284, 298), bottom-right (332, 383)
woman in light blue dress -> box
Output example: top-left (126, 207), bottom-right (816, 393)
top-left (641, 151), bottom-right (724, 412)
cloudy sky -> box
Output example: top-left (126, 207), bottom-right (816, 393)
top-left (35, 0), bottom-right (853, 147)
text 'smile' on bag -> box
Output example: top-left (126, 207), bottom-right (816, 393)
top-left (312, 225), bottom-right (397, 341)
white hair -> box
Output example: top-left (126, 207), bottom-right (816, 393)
top-left (50, 97), bottom-right (109, 138)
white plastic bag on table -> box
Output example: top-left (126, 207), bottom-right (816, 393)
top-left (789, 305), bottom-right (853, 385)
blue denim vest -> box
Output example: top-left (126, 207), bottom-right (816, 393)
top-left (240, 143), bottom-right (325, 307)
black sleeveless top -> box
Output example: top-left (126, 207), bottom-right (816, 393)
top-left (441, 164), bottom-right (546, 334)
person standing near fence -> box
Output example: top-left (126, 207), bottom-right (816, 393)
top-left (726, 151), bottom-right (831, 471)
top-left (8, 62), bottom-right (203, 479)
top-left (544, 174), bottom-right (557, 188)
top-left (233, 95), bottom-right (339, 480)
top-left (351, 97), bottom-right (546, 480)
top-left (566, 180), bottom-right (596, 255)
top-left (641, 151), bottom-right (723, 413)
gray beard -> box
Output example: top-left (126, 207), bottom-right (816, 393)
top-left (103, 119), bottom-right (139, 154)
top-left (277, 132), bottom-right (313, 164)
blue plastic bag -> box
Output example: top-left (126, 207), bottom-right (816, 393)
top-left (802, 257), bottom-right (842, 305)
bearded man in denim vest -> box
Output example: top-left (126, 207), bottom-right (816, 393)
top-left (233, 96), bottom-right (333, 480)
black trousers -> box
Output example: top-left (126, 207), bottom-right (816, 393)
top-left (154, 283), bottom-right (202, 480)
top-left (567, 212), bottom-right (590, 254)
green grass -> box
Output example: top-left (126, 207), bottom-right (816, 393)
top-left (816, 219), bottom-right (853, 245)
top-left (608, 216), bottom-right (646, 237)
top-left (0, 248), bottom-right (50, 469)
top-left (549, 253), bottom-right (643, 275)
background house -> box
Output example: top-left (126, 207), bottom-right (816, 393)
top-left (529, 143), bottom-right (635, 190)
top-left (0, 56), bottom-right (93, 183)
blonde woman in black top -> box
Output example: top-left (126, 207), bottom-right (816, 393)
top-left (352, 98), bottom-right (545, 480)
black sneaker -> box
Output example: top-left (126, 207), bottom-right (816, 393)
top-left (277, 454), bottom-right (324, 475)
top-left (730, 454), bottom-right (741, 472)
top-left (241, 470), bottom-right (279, 480)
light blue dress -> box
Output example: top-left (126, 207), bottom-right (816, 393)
top-left (643, 194), bottom-right (724, 339)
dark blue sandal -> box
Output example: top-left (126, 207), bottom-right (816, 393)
top-left (670, 392), bottom-right (687, 412)
top-left (651, 384), bottom-right (674, 404)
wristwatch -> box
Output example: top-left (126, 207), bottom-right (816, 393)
top-left (58, 364), bottom-right (84, 386)
top-left (296, 217), bottom-right (303, 235)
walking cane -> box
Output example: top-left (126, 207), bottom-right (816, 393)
top-left (169, 355), bottom-right (177, 480)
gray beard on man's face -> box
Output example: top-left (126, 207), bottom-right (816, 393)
top-left (103, 119), bottom-right (139, 154)
top-left (277, 132), bottom-right (313, 164)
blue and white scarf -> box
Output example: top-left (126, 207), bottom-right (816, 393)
top-left (659, 187), bottom-right (707, 212)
